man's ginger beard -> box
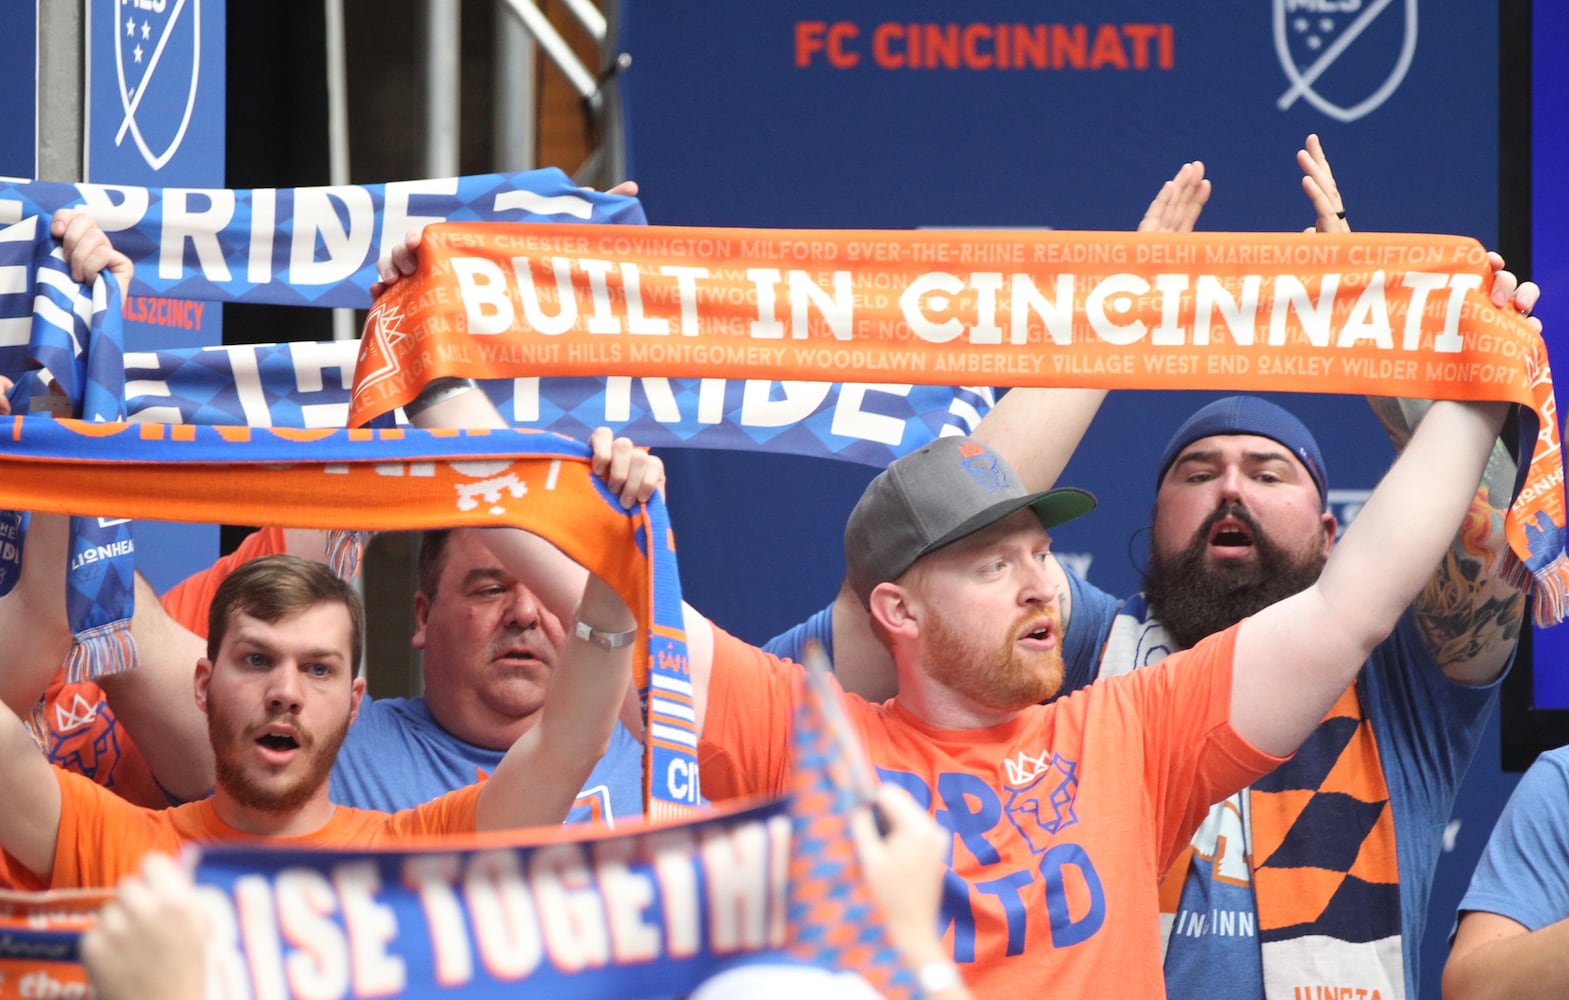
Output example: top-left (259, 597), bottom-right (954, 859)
top-left (208, 689), bottom-right (351, 814)
top-left (921, 607), bottom-right (1065, 712)
top-left (1144, 501), bottom-right (1328, 651)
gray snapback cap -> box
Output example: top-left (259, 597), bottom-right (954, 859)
top-left (844, 436), bottom-right (1096, 605)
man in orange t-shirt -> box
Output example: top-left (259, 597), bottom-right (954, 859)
top-left (690, 396), bottom-right (1504, 996)
top-left (0, 549), bottom-right (637, 890)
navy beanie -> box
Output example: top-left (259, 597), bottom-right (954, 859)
top-left (1155, 396), bottom-right (1329, 509)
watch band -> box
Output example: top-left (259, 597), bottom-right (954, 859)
top-left (402, 377), bottom-right (478, 419)
top-left (570, 608), bottom-right (637, 650)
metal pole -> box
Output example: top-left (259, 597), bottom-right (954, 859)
top-left (557, 0), bottom-right (606, 43)
top-left (498, 0), bottom-right (600, 101)
top-left (494, 0), bottom-right (536, 172)
top-left (424, 0), bottom-right (461, 178)
top-left (37, 0), bottom-right (84, 180)
top-left (324, 0), bottom-right (356, 341)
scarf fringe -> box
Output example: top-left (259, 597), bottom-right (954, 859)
top-left (1529, 552), bottom-right (1569, 627)
top-left (326, 529), bottom-right (366, 583)
top-left (62, 622), bottom-right (136, 684)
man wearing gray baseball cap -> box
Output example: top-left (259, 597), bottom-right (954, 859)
top-left (687, 396), bottom-right (1504, 996)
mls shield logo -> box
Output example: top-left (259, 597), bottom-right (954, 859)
top-left (1273, 0), bottom-right (1417, 123)
top-left (115, 0), bottom-right (204, 170)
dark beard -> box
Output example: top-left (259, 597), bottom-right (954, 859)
top-left (1143, 503), bottom-right (1327, 650)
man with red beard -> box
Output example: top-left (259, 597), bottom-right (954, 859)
top-left (760, 141), bottom-right (1543, 1000)
top-left (681, 391), bottom-right (1506, 996)
top-left (0, 549), bottom-right (636, 889)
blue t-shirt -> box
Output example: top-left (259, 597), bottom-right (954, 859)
top-left (330, 694), bottom-right (644, 827)
top-left (1457, 745), bottom-right (1569, 933)
top-left (1073, 578), bottom-right (1503, 1000)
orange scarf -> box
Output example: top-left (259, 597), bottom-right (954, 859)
top-left (353, 223), bottom-right (1566, 624)
top-left (0, 420), bottom-right (702, 824)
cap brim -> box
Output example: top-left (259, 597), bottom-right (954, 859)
top-left (914, 486), bottom-right (1097, 565)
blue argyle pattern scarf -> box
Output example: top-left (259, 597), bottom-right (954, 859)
top-left (0, 217), bottom-right (135, 680)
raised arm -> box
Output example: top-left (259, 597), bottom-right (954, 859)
top-left (1300, 136), bottom-right (1541, 685)
top-left (0, 512), bottom-right (73, 714)
top-left (475, 562), bottom-right (635, 830)
top-left (1230, 399), bottom-right (1510, 755)
top-left (0, 528), bottom-right (69, 878)
top-left (971, 159), bottom-right (1209, 493)
top-left (0, 692), bottom-right (64, 880)
top-left (0, 211), bottom-right (139, 708)
top-left (1371, 261), bottom-right (1539, 688)
top-left (96, 575), bottom-right (215, 801)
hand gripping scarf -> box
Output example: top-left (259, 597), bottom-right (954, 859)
top-left (0, 419), bottom-right (699, 823)
top-left (0, 217), bottom-right (136, 682)
top-left (356, 224), bottom-right (1569, 626)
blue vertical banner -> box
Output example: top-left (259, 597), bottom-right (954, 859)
top-left (0, 4), bottom-right (37, 179)
top-left (86, 0), bottom-right (226, 589)
top-left (86, 0), bottom-right (226, 188)
top-left (86, 0), bottom-right (226, 353)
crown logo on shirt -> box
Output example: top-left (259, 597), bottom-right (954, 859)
top-left (54, 693), bottom-right (99, 734)
top-left (1005, 748), bottom-right (1053, 786)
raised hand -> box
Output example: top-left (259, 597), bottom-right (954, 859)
top-left (588, 426), bottom-right (665, 508)
top-left (1137, 160), bottom-right (1211, 233)
top-left (1487, 251), bottom-right (1543, 335)
top-left (1297, 134), bottom-right (1350, 233)
top-left (51, 209), bottom-right (134, 294)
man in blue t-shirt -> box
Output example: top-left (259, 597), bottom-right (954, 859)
top-left (328, 523), bottom-right (645, 825)
top-left (292, 376), bottom-right (657, 825)
top-left (1444, 744), bottom-right (1569, 998)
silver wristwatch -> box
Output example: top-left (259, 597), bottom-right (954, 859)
top-left (571, 609), bottom-right (637, 649)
